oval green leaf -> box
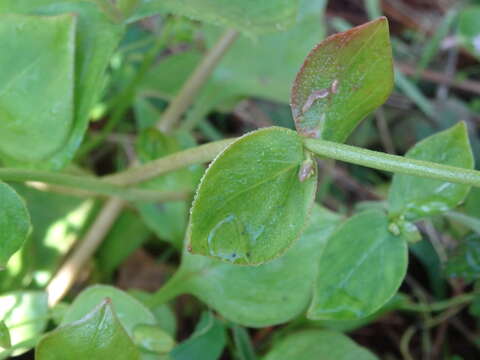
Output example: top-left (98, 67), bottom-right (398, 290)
top-left (135, 129), bottom-right (203, 248)
top-left (61, 285), bottom-right (157, 336)
top-left (0, 13), bottom-right (74, 164)
top-left (188, 127), bottom-right (317, 265)
top-left (133, 324), bottom-right (175, 354)
top-left (0, 182), bottom-right (30, 268)
top-left (0, 184), bottom-right (93, 291)
top-left (263, 330), bottom-right (378, 360)
top-left (36, 300), bottom-right (140, 360)
top-left (170, 312), bottom-right (226, 360)
top-left (131, 0), bottom-right (299, 35)
top-left (139, 2), bottom-right (326, 119)
top-left (0, 291), bottom-right (48, 356)
top-left (128, 290), bottom-right (177, 337)
top-left (291, 17), bottom-right (393, 142)
top-left (0, 1), bottom-right (124, 168)
top-left (308, 210), bottom-right (408, 320)
top-left (180, 205), bottom-right (341, 327)
top-left (388, 122), bottom-right (474, 222)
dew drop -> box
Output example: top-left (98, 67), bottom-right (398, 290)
top-left (207, 214), bottom-right (249, 263)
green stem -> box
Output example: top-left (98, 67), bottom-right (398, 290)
top-left (157, 29), bottom-right (239, 132)
top-left (0, 168), bottom-right (186, 202)
top-left (399, 326), bottom-right (416, 360)
top-left (425, 305), bottom-right (465, 328)
top-left (147, 271), bottom-right (187, 308)
top-left (104, 138), bottom-right (234, 185)
top-left (304, 138), bottom-right (480, 188)
top-left (399, 293), bottom-right (475, 312)
top-left (6, 132), bottom-right (480, 201)
top-left (0, 336), bottom-right (42, 358)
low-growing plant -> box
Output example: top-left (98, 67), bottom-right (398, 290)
top-left (1, 0), bottom-right (480, 358)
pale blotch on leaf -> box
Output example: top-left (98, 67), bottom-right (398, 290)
top-left (207, 214), bottom-right (251, 263)
top-left (300, 79), bottom-right (340, 138)
top-left (301, 79), bottom-right (340, 115)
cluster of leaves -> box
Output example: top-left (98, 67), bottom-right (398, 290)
top-left (1, 0), bottom-right (480, 358)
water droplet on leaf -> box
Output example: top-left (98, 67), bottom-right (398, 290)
top-left (207, 215), bottom-right (250, 263)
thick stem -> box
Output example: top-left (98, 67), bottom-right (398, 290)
top-left (147, 270), bottom-right (188, 308)
top-left (304, 138), bottom-right (480, 188)
top-left (0, 168), bottom-right (186, 202)
top-left (399, 293), bottom-right (475, 313)
top-left (46, 198), bottom-right (126, 306)
top-left (104, 138), bottom-right (234, 185)
top-left (157, 29), bottom-right (238, 132)
top-left (0, 337), bottom-right (42, 358)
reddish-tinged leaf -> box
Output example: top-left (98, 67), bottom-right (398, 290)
top-left (291, 17), bottom-right (393, 142)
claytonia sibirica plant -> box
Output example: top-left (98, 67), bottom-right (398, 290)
top-left (1, 0), bottom-right (480, 359)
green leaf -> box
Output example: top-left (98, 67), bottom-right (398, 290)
top-left (97, 209), bottom-right (152, 278)
top-left (36, 299), bottom-right (140, 360)
top-left (0, 291), bottom-right (48, 356)
top-left (50, 303), bottom-right (70, 326)
top-left (0, 183), bottom-right (30, 268)
top-left (410, 239), bottom-right (445, 298)
top-left (117, 0), bottom-right (141, 18)
top-left (139, 2), bottom-right (326, 121)
top-left (135, 129), bottom-right (203, 248)
top-left (171, 312), bottom-right (226, 360)
top-left (388, 122), bottom-right (474, 221)
top-left (263, 330), bottom-right (378, 360)
top-left (0, 13), bottom-right (74, 165)
top-left (0, 1), bottom-right (124, 168)
top-left (311, 293), bottom-right (409, 332)
top-left (188, 127), bottom-right (317, 265)
top-left (457, 6), bottom-right (480, 59)
top-left (61, 285), bottom-right (157, 336)
top-left (133, 324), bottom-right (175, 354)
top-left (291, 17), bottom-right (393, 141)
top-left (0, 322), bottom-right (11, 349)
top-left (129, 290), bottom-right (177, 337)
top-left (308, 210), bottom-right (408, 320)
top-left (446, 211), bottom-right (480, 235)
top-left (446, 234), bottom-right (480, 283)
top-left (132, 0), bottom-right (299, 35)
top-left (0, 184), bottom-right (94, 291)
top-left (201, 2), bottom-right (327, 104)
top-left (178, 205), bottom-right (341, 327)
top-left (466, 188), bottom-right (480, 218)
top-left (232, 325), bottom-right (257, 360)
